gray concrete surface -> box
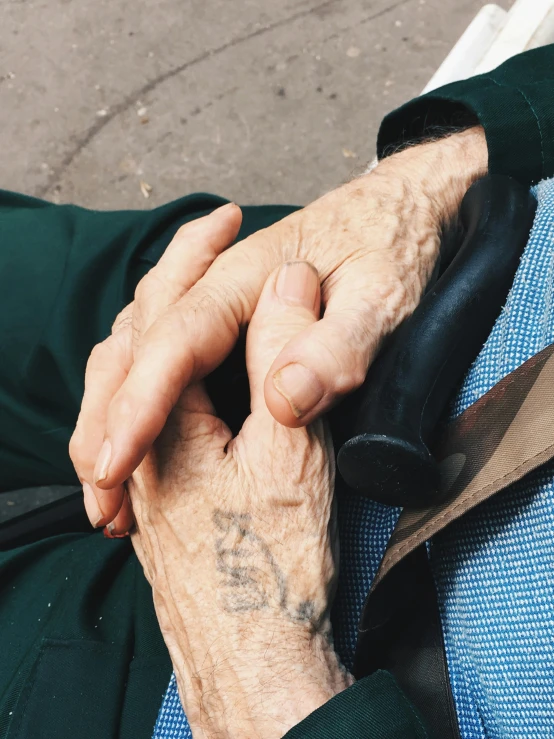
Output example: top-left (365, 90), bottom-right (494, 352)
top-left (0, 0), bottom-right (512, 522)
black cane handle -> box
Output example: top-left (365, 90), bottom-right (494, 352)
top-left (337, 175), bottom-right (537, 508)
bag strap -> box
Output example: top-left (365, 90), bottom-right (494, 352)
top-left (354, 342), bottom-right (554, 737)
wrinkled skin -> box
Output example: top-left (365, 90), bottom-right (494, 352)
top-left (129, 261), bottom-right (352, 739)
top-left (70, 127), bottom-right (488, 531)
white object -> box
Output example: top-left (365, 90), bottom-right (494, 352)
top-left (423, 0), bottom-right (554, 94)
top-left (476, 0), bottom-right (554, 73)
top-left (527, 4), bottom-right (554, 48)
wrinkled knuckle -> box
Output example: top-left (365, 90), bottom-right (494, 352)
top-left (112, 303), bottom-right (133, 333)
top-left (225, 278), bottom-right (256, 325)
top-left (263, 210), bottom-right (308, 261)
top-left (113, 313), bottom-right (132, 335)
top-left (192, 282), bottom-right (243, 335)
top-left (186, 415), bottom-right (225, 445)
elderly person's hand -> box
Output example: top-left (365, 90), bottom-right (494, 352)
top-left (128, 259), bottom-right (352, 738)
top-left (70, 127), bottom-right (487, 529)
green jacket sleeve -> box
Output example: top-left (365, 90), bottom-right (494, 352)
top-left (377, 44), bottom-right (554, 187)
top-left (283, 671), bottom-right (428, 739)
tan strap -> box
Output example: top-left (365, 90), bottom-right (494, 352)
top-left (372, 342), bottom-right (554, 591)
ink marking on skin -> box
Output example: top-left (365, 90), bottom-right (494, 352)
top-left (213, 510), bottom-right (319, 626)
top-left (292, 600), bottom-right (316, 623)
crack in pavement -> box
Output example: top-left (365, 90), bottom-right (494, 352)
top-left (37, 0), bottom-right (340, 197)
top-left (319, 0), bottom-right (412, 45)
top-left (360, 0), bottom-right (412, 25)
top-left (38, 0), bottom-right (412, 198)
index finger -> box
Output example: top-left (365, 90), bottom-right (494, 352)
top-left (93, 228), bottom-right (281, 489)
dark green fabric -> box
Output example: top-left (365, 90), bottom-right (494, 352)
top-left (10, 638), bottom-right (131, 739)
top-left (0, 189), bottom-right (292, 491)
top-left (0, 189), bottom-right (424, 739)
top-left (0, 191), bottom-right (300, 739)
top-left (283, 671), bottom-right (428, 739)
top-left (377, 44), bottom-right (554, 187)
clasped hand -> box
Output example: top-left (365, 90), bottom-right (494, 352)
top-left (69, 127), bottom-right (488, 736)
top-left (70, 127), bottom-right (487, 532)
top-left (129, 254), bottom-right (352, 739)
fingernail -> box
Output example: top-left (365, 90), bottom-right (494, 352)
top-left (273, 363), bottom-right (324, 418)
top-left (275, 261), bottom-right (319, 310)
top-left (83, 482), bottom-right (105, 528)
top-left (94, 440), bottom-right (112, 484)
top-left (103, 524), bottom-right (129, 540)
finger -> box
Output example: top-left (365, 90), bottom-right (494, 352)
top-left (246, 261), bottom-right (321, 415)
top-left (77, 202), bottom-right (238, 495)
top-left (94, 227), bottom-right (283, 489)
top-left (99, 204), bottom-right (238, 520)
top-left (112, 301), bottom-right (134, 333)
top-left (79, 202), bottom-right (239, 483)
top-left (133, 202), bottom-right (242, 335)
top-left (101, 386), bottom-right (226, 538)
top-left (70, 328), bottom-right (132, 525)
top-left (103, 491), bottom-right (134, 538)
top-left (265, 278), bottom-right (395, 427)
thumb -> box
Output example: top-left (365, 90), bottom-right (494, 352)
top-left (265, 280), bottom-right (391, 427)
top-left (246, 261), bottom-right (321, 414)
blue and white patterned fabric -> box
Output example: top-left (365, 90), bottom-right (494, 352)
top-left (153, 674), bottom-right (192, 739)
top-left (153, 178), bottom-right (554, 739)
top-left (430, 178), bottom-right (554, 739)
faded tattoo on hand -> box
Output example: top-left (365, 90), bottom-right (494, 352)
top-left (213, 510), bottom-right (317, 625)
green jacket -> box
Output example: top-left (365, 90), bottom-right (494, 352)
top-left (1, 45), bottom-right (554, 739)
